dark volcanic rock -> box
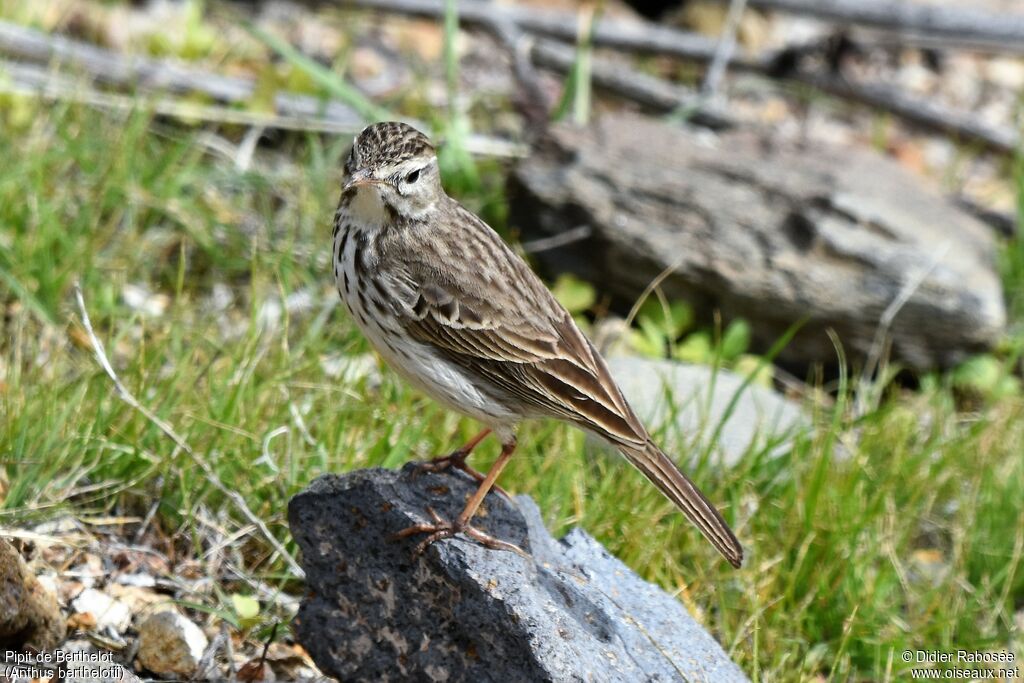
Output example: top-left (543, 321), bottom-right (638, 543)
top-left (509, 113), bottom-right (1006, 372)
top-left (289, 466), bottom-right (749, 682)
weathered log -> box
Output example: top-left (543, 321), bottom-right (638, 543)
top-left (509, 114), bottom-right (1006, 371)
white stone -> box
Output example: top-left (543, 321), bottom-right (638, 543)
top-left (71, 588), bottom-right (132, 633)
top-left (122, 283), bottom-right (169, 317)
top-left (136, 611), bottom-right (209, 678)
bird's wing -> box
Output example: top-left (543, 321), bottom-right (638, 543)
top-left (381, 204), bottom-right (744, 568)
top-left (380, 205), bottom-right (646, 447)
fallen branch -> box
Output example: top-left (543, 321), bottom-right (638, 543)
top-left (344, 0), bottom-right (721, 62)
top-left (341, 0), bottom-right (1021, 154)
top-left (1, 61), bottom-right (360, 133)
top-left (531, 40), bottom-right (733, 128)
top-left (345, 0), bottom-right (730, 125)
top-left (4, 6), bottom-right (1015, 157)
top-left (0, 20), bottom-right (362, 126)
top-left (733, 0), bottom-right (1024, 53)
top-left (72, 284), bottom-right (305, 579)
top-left (0, 60), bottom-right (526, 158)
top-left (847, 26), bottom-right (1024, 57)
top-left (0, 21), bottom-right (525, 158)
top-left (787, 69), bottom-right (1020, 155)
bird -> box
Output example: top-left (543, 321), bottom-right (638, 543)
top-left (332, 121), bottom-right (743, 568)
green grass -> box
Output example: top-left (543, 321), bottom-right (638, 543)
top-left (2, 70), bottom-right (1024, 683)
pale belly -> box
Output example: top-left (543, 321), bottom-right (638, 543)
top-left (333, 226), bottom-right (519, 433)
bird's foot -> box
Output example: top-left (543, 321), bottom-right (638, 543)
top-left (412, 450), bottom-right (511, 499)
top-left (391, 507), bottom-right (528, 558)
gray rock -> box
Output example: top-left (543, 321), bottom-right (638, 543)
top-left (509, 113), bottom-right (1006, 371)
top-left (606, 356), bottom-right (809, 466)
top-left (136, 610), bottom-right (208, 679)
top-left (289, 466), bottom-right (749, 683)
top-left (60, 640), bottom-right (141, 683)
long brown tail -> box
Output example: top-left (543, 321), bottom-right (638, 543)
top-left (619, 441), bottom-right (744, 568)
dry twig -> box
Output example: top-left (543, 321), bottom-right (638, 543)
top-left (856, 241), bottom-right (952, 417)
top-left (519, 224), bottom-right (593, 254)
top-left (701, 0), bottom-right (750, 99)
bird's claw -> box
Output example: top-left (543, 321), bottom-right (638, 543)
top-left (412, 452), bottom-right (511, 500)
top-left (391, 507), bottom-right (528, 558)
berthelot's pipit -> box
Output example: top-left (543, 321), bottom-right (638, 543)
top-left (333, 121), bottom-right (743, 568)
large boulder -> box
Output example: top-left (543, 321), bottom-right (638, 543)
top-left (289, 466), bottom-right (749, 682)
top-left (509, 113), bottom-right (1006, 371)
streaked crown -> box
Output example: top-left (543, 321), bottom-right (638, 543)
top-left (350, 122), bottom-right (434, 172)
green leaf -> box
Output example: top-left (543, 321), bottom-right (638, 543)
top-left (674, 331), bottom-right (712, 363)
top-left (951, 355), bottom-right (1002, 393)
top-left (636, 297), bottom-right (693, 340)
top-left (551, 274), bottom-right (596, 314)
top-left (231, 593), bottom-right (260, 621)
top-left (995, 375), bottom-right (1022, 398)
top-left (181, 0), bottom-right (216, 59)
top-left (732, 354), bottom-right (773, 387)
top-left (627, 327), bottom-right (662, 358)
top-left (720, 318), bottom-right (751, 361)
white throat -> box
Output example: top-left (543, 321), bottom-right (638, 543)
top-left (347, 186), bottom-right (387, 229)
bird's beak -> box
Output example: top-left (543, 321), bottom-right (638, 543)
top-left (344, 171), bottom-right (383, 192)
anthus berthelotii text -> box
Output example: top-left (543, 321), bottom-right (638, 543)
top-left (332, 121), bottom-right (743, 568)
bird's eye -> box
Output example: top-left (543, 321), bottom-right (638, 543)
top-left (405, 169), bottom-right (420, 184)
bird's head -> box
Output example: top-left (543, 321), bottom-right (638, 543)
top-left (341, 121), bottom-right (442, 228)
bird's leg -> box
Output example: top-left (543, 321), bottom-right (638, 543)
top-left (413, 428), bottom-right (510, 498)
top-left (394, 438), bottom-right (527, 557)
top-left (418, 428), bottom-right (490, 473)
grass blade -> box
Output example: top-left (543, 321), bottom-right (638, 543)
top-left (243, 21), bottom-right (389, 122)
